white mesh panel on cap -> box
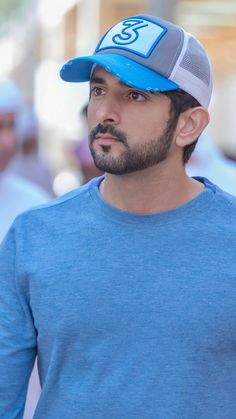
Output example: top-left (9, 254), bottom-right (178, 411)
top-left (180, 35), bottom-right (211, 87)
top-left (172, 66), bottom-right (212, 108)
top-left (169, 31), bottom-right (212, 108)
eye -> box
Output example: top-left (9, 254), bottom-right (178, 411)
top-left (90, 86), bottom-right (105, 97)
top-left (128, 90), bottom-right (147, 101)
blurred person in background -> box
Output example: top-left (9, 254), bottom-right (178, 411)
top-left (73, 103), bottom-right (103, 183)
top-left (6, 105), bottom-right (55, 196)
top-left (0, 79), bottom-right (51, 240)
top-left (187, 133), bottom-right (236, 195)
top-left (1, 14), bottom-right (236, 419)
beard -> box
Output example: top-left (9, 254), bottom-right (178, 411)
top-left (88, 117), bottom-right (177, 175)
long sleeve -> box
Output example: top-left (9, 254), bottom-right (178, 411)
top-left (0, 222), bottom-right (37, 418)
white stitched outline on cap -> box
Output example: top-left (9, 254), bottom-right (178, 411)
top-left (169, 29), bottom-right (189, 81)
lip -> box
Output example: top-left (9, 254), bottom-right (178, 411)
top-left (95, 134), bottom-right (120, 145)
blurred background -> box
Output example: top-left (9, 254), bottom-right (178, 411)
top-left (1, 0), bottom-right (236, 196)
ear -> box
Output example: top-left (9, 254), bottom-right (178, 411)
top-left (175, 107), bottom-right (210, 148)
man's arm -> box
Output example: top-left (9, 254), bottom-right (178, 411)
top-left (0, 222), bottom-right (37, 418)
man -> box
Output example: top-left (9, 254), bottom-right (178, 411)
top-left (0, 15), bottom-right (235, 418)
top-left (0, 80), bottom-right (51, 239)
top-left (6, 105), bottom-right (54, 196)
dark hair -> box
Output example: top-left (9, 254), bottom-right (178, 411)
top-left (161, 89), bottom-right (201, 164)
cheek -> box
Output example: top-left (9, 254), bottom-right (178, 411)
top-left (123, 112), bottom-right (168, 141)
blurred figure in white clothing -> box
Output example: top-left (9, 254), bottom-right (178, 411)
top-left (7, 105), bottom-right (54, 196)
top-left (0, 79), bottom-right (49, 419)
top-left (0, 80), bottom-right (51, 238)
top-left (0, 80), bottom-right (20, 172)
top-left (187, 133), bottom-right (236, 195)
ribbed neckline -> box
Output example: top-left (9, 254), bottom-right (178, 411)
top-left (88, 176), bottom-right (216, 225)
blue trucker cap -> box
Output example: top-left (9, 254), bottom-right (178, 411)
top-left (60, 15), bottom-right (213, 108)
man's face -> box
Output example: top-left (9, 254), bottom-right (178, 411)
top-left (87, 67), bottom-right (177, 175)
top-left (0, 112), bottom-right (17, 172)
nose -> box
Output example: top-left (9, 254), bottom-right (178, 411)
top-left (94, 94), bottom-right (120, 126)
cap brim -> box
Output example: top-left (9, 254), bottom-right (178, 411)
top-left (60, 54), bottom-right (179, 92)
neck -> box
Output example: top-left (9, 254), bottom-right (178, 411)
top-left (99, 163), bottom-right (204, 214)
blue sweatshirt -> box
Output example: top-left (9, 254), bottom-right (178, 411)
top-left (0, 176), bottom-right (236, 418)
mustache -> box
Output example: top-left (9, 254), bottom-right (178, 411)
top-left (89, 124), bottom-right (128, 145)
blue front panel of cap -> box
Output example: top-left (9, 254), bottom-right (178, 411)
top-left (96, 17), bottom-right (167, 58)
